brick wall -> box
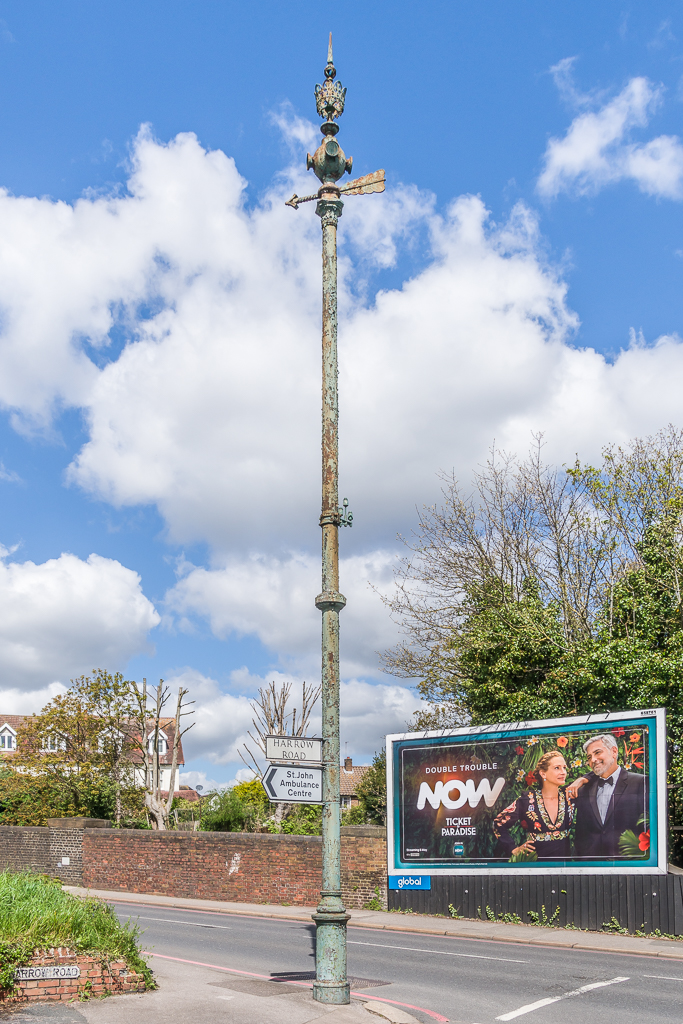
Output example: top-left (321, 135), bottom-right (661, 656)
top-left (5, 948), bottom-right (146, 1004)
top-left (0, 821), bottom-right (109, 884)
top-left (0, 827), bottom-right (50, 875)
top-left (341, 827), bottom-right (387, 909)
top-left (48, 829), bottom-right (84, 886)
top-left (82, 826), bottom-right (387, 908)
top-left (83, 829), bottom-right (322, 905)
top-left (0, 822), bottom-right (387, 909)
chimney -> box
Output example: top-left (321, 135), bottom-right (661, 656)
top-left (344, 756), bottom-right (352, 770)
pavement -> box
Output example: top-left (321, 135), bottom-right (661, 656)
top-left (0, 956), bottom-right (417, 1024)
top-left (67, 885), bottom-right (683, 961)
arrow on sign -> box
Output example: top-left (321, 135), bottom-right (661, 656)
top-left (261, 764), bottom-right (323, 803)
top-left (262, 765), bottom-right (279, 799)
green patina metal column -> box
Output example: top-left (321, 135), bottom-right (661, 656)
top-left (310, 38), bottom-right (352, 1005)
top-left (285, 36), bottom-right (384, 1005)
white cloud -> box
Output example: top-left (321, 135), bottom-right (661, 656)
top-left (538, 75), bottom-right (683, 199)
top-left (0, 550), bottom-right (159, 689)
top-left (0, 681), bottom-right (66, 715)
top-left (168, 667), bottom-right (421, 769)
top-left (1, 126), bottom-right (683, 695)
top-left (178, 770), bottom-right (236, 792)
top-left (59, 149), bottom-right (580, 555)
top-left (166, 550), bottom-right (398, 679)
top-left (338, 677), bottom-right (422, 760)
top-left (166, 668), bottom-right (255, 767)
top-left (549, 57), bottom-right (605, 111)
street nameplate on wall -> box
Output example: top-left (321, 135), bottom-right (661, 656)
top-left (262, 764), bottom-right (323, 803)
top-left (265, 735), bottom-right (322, 763)
top-left (15, 966), bottom-right (81, 980)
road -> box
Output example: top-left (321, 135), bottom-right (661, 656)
top-left (111, 899), bottom-right (683, 1024)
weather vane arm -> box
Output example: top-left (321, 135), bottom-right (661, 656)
top-left (285, 170), bottom-right (385, 210)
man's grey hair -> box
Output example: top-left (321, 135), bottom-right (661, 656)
top-left (583, 733), bottom-right (619, 754)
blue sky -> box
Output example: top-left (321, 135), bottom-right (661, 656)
top-left (0, 2), bottom-right (682, 787)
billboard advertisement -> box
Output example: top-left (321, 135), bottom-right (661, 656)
top-left (387, 709), bottom-right (667, 875)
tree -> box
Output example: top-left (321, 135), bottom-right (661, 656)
top-left (355, 749), bottom-right (387, 826)
top-left (384, 427), bottom-right (683, 717)
top-left (70, 671), bottom-right (139, 825)
top-left (127, 678), bottom-right (195, 831)
top-left (240, 680), bottom-right (321, 826)
top-left (201, 779), bottom-right (270, 832)
top-left (12, 671), bottom-right (194, 830)
top-left (14, 674), bottom-right (133, 823)
top-left (383, 427), bottom-right (683, 857)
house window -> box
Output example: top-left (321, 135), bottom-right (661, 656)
top-left (0, 733), bottom-right (13, 750)
top-left (46, 735), bottom-right (60, 751)
top-left (148, 736), bottom-right (167, 755)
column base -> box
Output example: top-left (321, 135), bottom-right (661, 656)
top-left (312, 980), bottom-right (351, 1004)
top-left (312, 908), bottom-right (351, 1005)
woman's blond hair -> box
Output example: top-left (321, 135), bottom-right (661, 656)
top-left (534, 750), bottom-right (565, 785)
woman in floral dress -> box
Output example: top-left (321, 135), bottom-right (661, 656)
top-left (493, 750), bottom-right (585, 860)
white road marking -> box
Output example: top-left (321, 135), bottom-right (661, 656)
top-left (495, 976), bottom-right (629, 1020)
top-left (347, 940), bottom-right (526, 964)
top-left (643, 975), bottom-right (683, 982)
top-left (129, 915), bottom-right (231, 930)
top-left (216, 996), bottom-right (234, 1000)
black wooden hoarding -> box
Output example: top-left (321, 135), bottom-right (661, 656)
top-left (387, 871), bottom-right (683, 935)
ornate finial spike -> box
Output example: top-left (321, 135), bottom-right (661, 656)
top-left (315, 34), bottom-right (346, 122)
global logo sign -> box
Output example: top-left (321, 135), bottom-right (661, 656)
top-left (388, 875), bottom-right (431, 891)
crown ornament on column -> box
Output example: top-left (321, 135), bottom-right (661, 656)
top-left (314, 34), bottom-right (347, 124)
top-left (307, 34), bottom-right (353, 184)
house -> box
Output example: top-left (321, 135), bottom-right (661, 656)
top-left (340, 756), bottom-right (370, 810)
top-left (0, 715), bottom-right (23, 754)
top-left (0, 714), bottom-right (186, 794)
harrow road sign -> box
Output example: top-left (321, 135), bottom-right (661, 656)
top-left (265, 735), bottom-right (322, 763)
top-left (262, 764), bottom-right (323, 803)
top-left (15, 966), bottom-right (81, 980)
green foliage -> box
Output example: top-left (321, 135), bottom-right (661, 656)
top-left (201, 780), bottom-right (269, 832)
top-left (0, 939), bottom-right (34, 994)
top-left (270, 803), bottom-right (322, 835)
top-left (355, 749), bottom-right (387, 825)
top-left (528, 905), bottom-right (560, 927)
top-left (363, 886), bottom-right (383, 911)
top-left (0, 767), bottom-right (111, 827)
top-left (0, 872), bottom-right (154, 991)
top-left (456, 578), bottom-right (570, 725)
top-left (389, 429), bottom-right (683, 862)
top-left (0, 670), bottom-right (150, 828)
top-left (602, 916), bottom-right (628, 934)
top-left (341, 804), bottom-right (367, 825)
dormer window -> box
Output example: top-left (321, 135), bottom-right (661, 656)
top-left (0, 732), bottom-right (13, 750)
top-left (44, 734), bottom-right (65, 751)
top-left (148, 735), bottom-right (168, 755)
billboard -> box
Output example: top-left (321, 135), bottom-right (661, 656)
top-left (387, 709), bottom-right (667, 875)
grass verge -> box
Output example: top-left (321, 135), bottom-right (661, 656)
top-left (0, 871), bottom-right (154, 994)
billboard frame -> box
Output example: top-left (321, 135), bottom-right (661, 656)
top-left (386, 708), bottom-right (667, 876)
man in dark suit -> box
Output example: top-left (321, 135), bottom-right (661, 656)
top-left (573, 733), bottom-right (648, 859)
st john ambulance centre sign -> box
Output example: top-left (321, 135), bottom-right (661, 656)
top-left (262, 764), bottom-right (323, 803)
